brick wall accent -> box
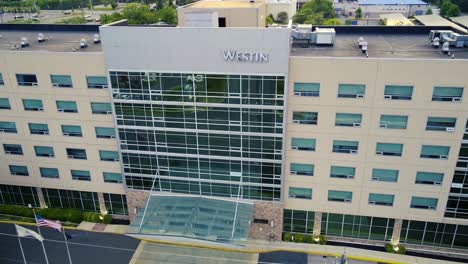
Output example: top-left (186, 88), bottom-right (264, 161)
top-left (36, 187), bottom-right (46, 208)
top-left (248, 201), bottom-right (283, 241)
top-left (391, 218), bottom-right (403, 245)
top-left (313, 211), bottom-right (322, 236)
top-left (125, 190), bottom-right (150, 222)
top-left (97, 192), bottom-right (107, 214)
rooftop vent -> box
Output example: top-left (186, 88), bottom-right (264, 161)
top-left (80, 38), bottom-right (88, 49)
top-left (358, 37), bottom-right (364, 48)
top-left (20, 37), bottom-right (29, 48)
top-left (432, 37), bottom-right (440, 48)
top-left (442, 42), bottom-right (450, 55)
top-left (37, 33), bottom-right (45, 43)
top-left (93, 34), bottom-right (101, 44)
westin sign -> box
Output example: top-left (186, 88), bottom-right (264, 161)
top-left (223, 50), bottom-right (269, 63)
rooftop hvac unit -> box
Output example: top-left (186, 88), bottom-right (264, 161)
top-left (93, 34), bottom-right (101, 44)
top-left (80, 38), bottom-right (88, 49)
top-left (20, 37), bottom-right (29, 48)
top-left (315, 28), bottom-right (336, 46)
top-left (37, 33), bottom-right (45, 43)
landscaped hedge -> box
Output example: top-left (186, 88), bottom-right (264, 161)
top-left (385, 243), bottom-right (407, 254)
top-left (0, 204), bottom-right (112, 224)
top-left (282, 232), bottom-right (327, 245)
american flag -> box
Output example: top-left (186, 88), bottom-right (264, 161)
top-left (35, 214), bottom-right (62, 231)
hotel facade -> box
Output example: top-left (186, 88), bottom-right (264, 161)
top-left (1, 23), bottom-right (468, 252)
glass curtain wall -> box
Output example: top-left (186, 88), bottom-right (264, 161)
top-left (111, 71), bottom-right (285, 201)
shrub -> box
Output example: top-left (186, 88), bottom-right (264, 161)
top-left (82, 212), bottom-right (112, 224)
top-left (103, 214), bottom-right (112, 224)
top-left (0, 205), bottom-right (34, 218)
top-left (37, 208), bottom-right (83, 223)
top-left (318, 235), bottom-right (327, 245)
top-left (283, 232), bottom-right (293, 242)
top-left (385, 243), bottom-right (407, 254)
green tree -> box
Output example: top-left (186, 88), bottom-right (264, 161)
top-left (276, 11), bottom-right (288, 24)
top-left (110, 0), bottom-right (118, 9)
top-left (323, 18), bottom-right (343, 25)
top-left (120, 3), bottom-right (156, 24)
top-left (440, 0), bottom-right (452, 15)
top-left (426, 7), bottom-right (433, 14)
top-left (293, 0), bottom-right (334, 24)
top-left (447, 3), bottom-right (461, 15)
top-left (266, 14), bottom-right (274, 25)
top-left (155, 6), bottom-right (177, 24)
top-left (355, 7), bottom-right (362, 19)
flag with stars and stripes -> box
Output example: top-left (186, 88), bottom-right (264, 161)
top-left (35, 214), bottom-right (62, 231)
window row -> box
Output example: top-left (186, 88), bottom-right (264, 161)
top-left (7, 73), bottom-right (108, 89)
top-left (0, 122), bottom-right (115, 138)
top-left (290, 140), bottom-right (450, 159)
top-left (110, 71), bottom-right (285, 106)
top-left (0, 98), bottom-right (112, 114)
top-left (294, 83), bottom-right (464, 102)
top-left (2, 145), bottom-right (118, 161)
top-left (288, 188), bottom-right (438, 209)
top-left (293, 112), bottom-right (457, 132)
top-left (290, 164), bottom-right (444, 185)
top-left (7, 165), bottom-right (122, 183)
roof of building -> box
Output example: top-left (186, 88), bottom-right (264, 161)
top-left (415, 15), bottom-right (468, 33)
top-left (358, 0), bottom-right (427, 5)
top-left (0, 25), bottom-right (101, 52)
top-left (291, 33), bottom-right (468, 59)
top-left (379, 13), bottom-right (414, 26)
top-left (450, 16), bottom-right (468, 29)
top-left (184, 0), bottom-right (264, 9)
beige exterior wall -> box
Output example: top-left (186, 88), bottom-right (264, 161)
top-left (0, 51), bottom-right (123, 195)
top-left (285, 57), bottom-right (468, 225)
top-left (178, 5), bottom-right (266, 27)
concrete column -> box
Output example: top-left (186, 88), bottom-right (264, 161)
top-left (35, 187), bottom-right (46, 208)
top-left (313, 211), bottom-right (322, 236)
top-left (97, 192), bottom-right (107, 214)
top-left (391, 219), bottom-right (403, 245)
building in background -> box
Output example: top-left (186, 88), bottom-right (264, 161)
top-left (177, 0), bottom-right (296, 27)
top-left (1, 22), bottom-right (468, 253)
top-left (334, 0), bottom-right (428, 18)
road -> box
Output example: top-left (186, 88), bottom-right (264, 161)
top-left (0, 223), bottom-right (139, 264)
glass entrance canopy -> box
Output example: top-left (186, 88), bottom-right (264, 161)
top-left (129, 194), bottom-right (254, 244)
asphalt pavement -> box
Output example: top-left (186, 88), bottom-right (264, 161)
top-left (0, 223), bottom-right (139, 264)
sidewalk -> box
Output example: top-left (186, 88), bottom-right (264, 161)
top-left (77, 221), bottom-right (129, 234)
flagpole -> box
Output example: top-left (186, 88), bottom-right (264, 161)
top-left (17, 236), bottom-right (27, 264)
top-left (33, 210), bottom-right (50, 264)
top-left (62, 227), bottom-right (73, 264)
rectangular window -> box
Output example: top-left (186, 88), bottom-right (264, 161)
top-left (56, 101), bottom-right (78, 113)
top-left (61, 125), bottom-right (82, 137)
top-left (293, 112), bottom-right (318, 125)
top-left (22, 99), bottom-right (44, 111)
top-left (91, 102), bottom-right (112, 114)
top-left (66, 148), bottom-right (87, 160)
top-left (71, 170), bottom-right (91, 181)
top-left (34, 146), bottom-right (54, 157)
top-left (99, 150), bottom-right (119, 161)
top-left (372, 169), bottom-right (398, 182)
top-left (28, 123), bottom-right (49, 135)
top-left (0, 98), bottom-right (11, 109)
top-left (376, 143), bottom-right (403, 157)
top-left (432, 87), bottom-right (463, 102)
top-left (50, 75), bottom-right (72, 88)
top-left (9, 165), bottom-right (29, 176)
top-left (293, 83), bottom-right (320, 97)
top-left (290, 163), bottom-right (314, 176)
top-left (384, 85), bottom-right (413, 100)
top-left (3, 144), bottom-right (23, 155)
top-left (0, 121), bottom-right (17, 133)
top-left (337, 84), bottom-right (365, 98)
top-left (289, 187), bottom-right (312, 200)
top-left (330, 166), bottom-right (355, 179)
top-left (95, 127), bottom-right (116, 139)
top-left (410, 196), bottom-right (438, 210)
top-left (332, 140), bottom-right (359, 154)
top-left (369, 193), bottom-right (394, 206)
top-left (16, 74), bottom-right (37, 86)
top-left (426, 117), bottom-right (456, 132)
top-left (335, 113), bottom-right (362, 127)
top-left (87, 76), bottom-right (108, 89)
top-left (420, 145), bottom-right (450, 159)
top-left (415, 172), bottom-right (443, 185)
top-left (40, 167), bottom-right (59, 178)
top-left (0, 73), bottom-right (3, 85)
top-left (291, 138), bottom-right (316, 151)
top-left (328, 190), bottom-right (352, 202)
top-left (380, 115), bottom-right (407, 129)
top-left (103, 172), bottom-right (122, 183)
